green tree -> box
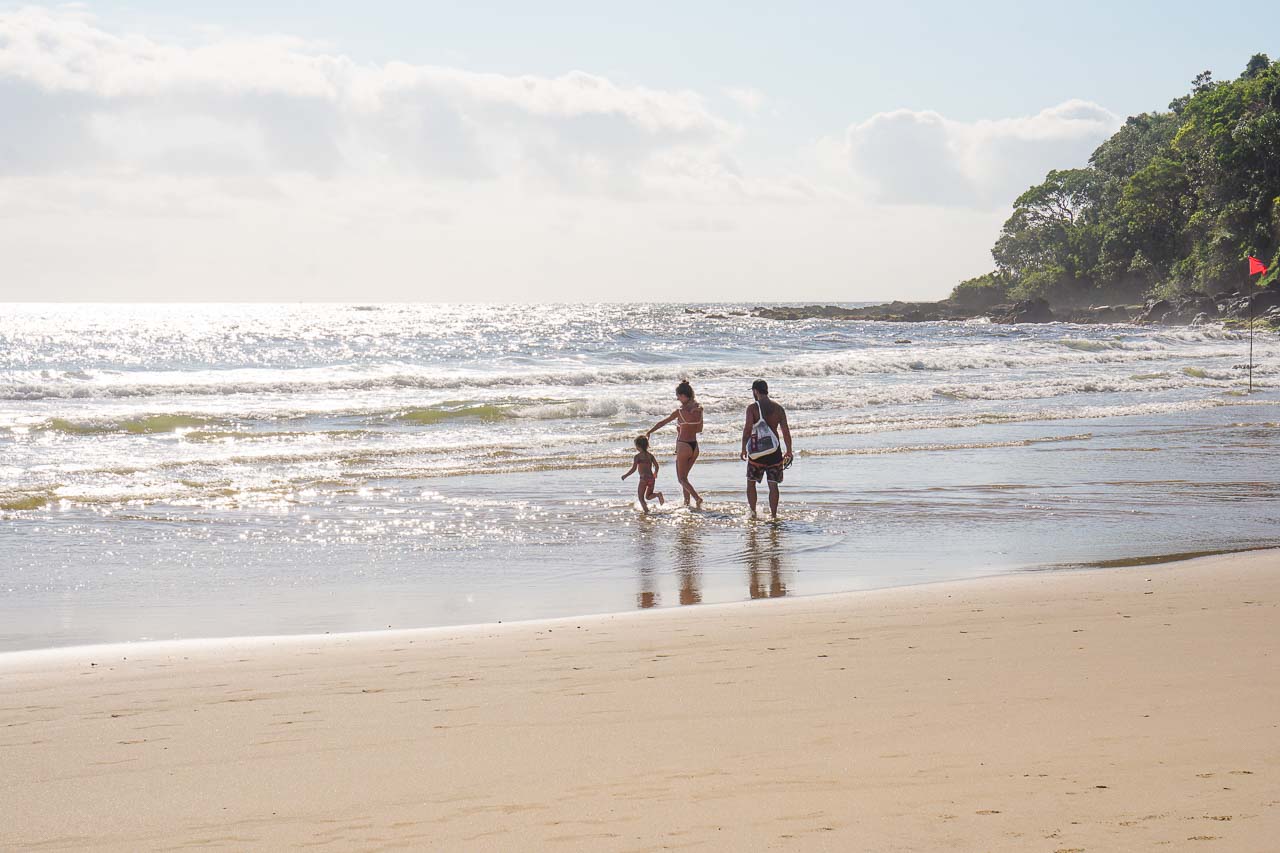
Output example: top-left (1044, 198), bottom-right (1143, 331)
top-left (954, 54), bottom-right (1280, 305)
top-left (950, 272), bottom-right (1011, 308)
top-left (990, 169), bottom-right (1101, 301)
top-left (1243, 53), bottom-right (1271, 79)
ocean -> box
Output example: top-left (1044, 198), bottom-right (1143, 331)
top-left (2, 303), bottom-right (1278, 652)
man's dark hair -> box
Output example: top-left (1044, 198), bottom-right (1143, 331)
top-left (752, 379), bottom-right (769, 396)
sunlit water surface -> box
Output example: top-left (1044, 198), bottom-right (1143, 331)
top-left (2, 304), bottom-right (1277, 651)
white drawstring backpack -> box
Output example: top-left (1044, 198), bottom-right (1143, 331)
top-left (747, 399), bottom-right (780, 460)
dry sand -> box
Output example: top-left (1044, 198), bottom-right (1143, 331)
top-left (3, 550), bottom-right (1278, 851)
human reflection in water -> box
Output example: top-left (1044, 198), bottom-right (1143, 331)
top-left (746, 523), bottom-right (789, 599)
top-left (634, 520), bottom-right (660, 609)
top-left (674, 516), bottom-right (703, 606)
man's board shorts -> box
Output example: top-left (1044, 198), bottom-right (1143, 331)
top-left (747, 449), bottom-right (785, 484)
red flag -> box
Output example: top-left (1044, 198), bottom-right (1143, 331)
top-left (1249, 256), bottom-right (1268, 275)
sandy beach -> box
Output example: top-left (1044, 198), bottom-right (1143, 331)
top-left (3, 550), bottom-right (1278, 851)
top-left (6, 7), bottom-right (1280, 851)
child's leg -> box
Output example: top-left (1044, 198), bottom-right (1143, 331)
top-left (645, 481), bottom-right (664, 505)
top-left (636, 482), bottom-right (649, 512)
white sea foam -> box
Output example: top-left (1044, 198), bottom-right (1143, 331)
top-left (3, 304), bottom-right (1279, 514)
top-left (3, 328), bottom-right (1274, 401)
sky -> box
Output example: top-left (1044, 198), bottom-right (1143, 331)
top-left (1, 1), bottom-right (1277, 302)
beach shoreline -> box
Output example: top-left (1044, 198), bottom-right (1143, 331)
top-left (0, 542), bottom-right (1271, 666)
top-left (4, 548), bottom-right (1278, 850)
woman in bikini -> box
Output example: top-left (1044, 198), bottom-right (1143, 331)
top-left (646, 379), bottom-right (704, 509)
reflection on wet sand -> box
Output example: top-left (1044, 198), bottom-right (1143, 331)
top-left (675, 517), bottom-right (703, 605)
top-left (747, 523), bottom-right (788, 600)
top-left (632, 517), bottom-right (793, 612)
top-left (635, 521), bottom-right (660, 609)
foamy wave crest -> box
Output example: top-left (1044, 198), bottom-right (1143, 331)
top-left (8, 396), bottom-right (1267, 508)
top-left (5, 334), bottom-right (1275, 401)
top-left (394, 403), bottom-right (513, 424)
top-left (5, 369), bottom-right (1264, 441)
top-left (8, 398), bottom-right (1266, 512)
top-left (35, 415), bottom-right (222, 435)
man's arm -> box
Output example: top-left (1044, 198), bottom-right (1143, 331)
top-left (779, 408), bottom-right (793, 459)
top-left (740, 404), bottom-right (755, 460)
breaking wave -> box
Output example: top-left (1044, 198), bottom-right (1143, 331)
top-left (3, 334), bottom-right (1274, 402)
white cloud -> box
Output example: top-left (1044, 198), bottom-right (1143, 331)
top-left (724, 86), bottom-right (765, 115)
top-left (0, 7), bottom-right (1117, 301)
top-left (844, 100), bottom-right (1120, 208)
top-left (0, 6), bottom-right (742, 195)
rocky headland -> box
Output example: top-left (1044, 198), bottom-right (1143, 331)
top-left (738, 289), bottom-right (1280, 328)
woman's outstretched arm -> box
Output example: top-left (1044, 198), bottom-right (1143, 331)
top-left (647, 411), bottom-right (678, 435)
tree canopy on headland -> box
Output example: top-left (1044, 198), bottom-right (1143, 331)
top-left (953, 54), bottom-right (1280, 309)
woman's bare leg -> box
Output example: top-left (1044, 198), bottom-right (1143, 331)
top-left (677, 445), bottom-right (702, 507)
top-left (676, 447), bottom-right (691, 504)
top-left (690, 447), bottom-right (703, 507)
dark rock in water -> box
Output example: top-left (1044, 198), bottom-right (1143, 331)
top-left (990, 298), bottom-right (1054, 324)
top-left (1078, 305), bottom-right (1134, 324)
top-left (894, 339), bottom-right (912, 344)
top-left (1132, 295), bottom-right (1199, 324)
top-left (1249, 288), bottom-right (1280, 315)
top-left (754, 300), bottom-right (982, 323)
top-left (755, 304), bottom-right (904, 321)
top-left (752, 298), bottom-right (1039, 324)
top-left (1194, 295), bottom-right (1220, 316)
top-left (1139, 299), bottom-right (1173, 323)
top-left (1153, 294), bottom-right (1219, 325)
top-left (1220, 296), bottom-right (1249, 317)
top-left (750, 288), bottom-right (1259, 327)
top-left (1210, 287), bottom-right (1280, 323)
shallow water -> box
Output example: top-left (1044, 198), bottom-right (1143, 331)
top-left (2, 303), bottom-right (1278, 652)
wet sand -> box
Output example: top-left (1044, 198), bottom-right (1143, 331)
top-left (3, 550), bottom-right (1278, 851)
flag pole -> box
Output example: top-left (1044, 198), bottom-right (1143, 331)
top-left (1245, 255), bottom-right (1271, 394)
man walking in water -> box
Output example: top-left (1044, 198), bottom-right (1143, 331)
top-left (741, 379), bottom-right (793, 519)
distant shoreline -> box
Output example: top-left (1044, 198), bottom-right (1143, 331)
top-left (735, 290), bottom-right (1280, 328)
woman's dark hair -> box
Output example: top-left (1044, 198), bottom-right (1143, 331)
top-left (634, 435), bottom-right (649, 450)
top-left (675, 379), bottom-right (694, 400)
